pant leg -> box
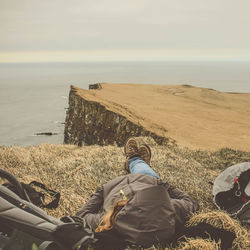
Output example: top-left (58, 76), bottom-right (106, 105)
top-left (128, 157), bottom-right (160, 179)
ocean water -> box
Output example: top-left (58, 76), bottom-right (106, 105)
top-left (0, 61), bottom-right (249, 146)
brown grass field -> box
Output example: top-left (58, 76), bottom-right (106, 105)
top-left (76, 83), bottom-right (250, 152)
top-left (0, 136), bottom-right (249, 249)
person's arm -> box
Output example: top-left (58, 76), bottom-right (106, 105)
top-left (75, 186), bottom-right (104, 229)
top-left (161, 181), bottom-right (198, 207)
top-left (168, 185), bottom-right (195, 201)
top-left (167, 185), bottom-right (199, 227)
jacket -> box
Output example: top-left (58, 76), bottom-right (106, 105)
top-left (76, 174), bottom-right (198, 247)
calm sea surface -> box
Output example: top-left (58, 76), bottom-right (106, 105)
top-left (0, 61), bottom-right (249, 146)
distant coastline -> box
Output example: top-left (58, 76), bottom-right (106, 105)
top-left (1, 61), bottom-right (250, 146)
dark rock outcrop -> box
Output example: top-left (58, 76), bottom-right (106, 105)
top-left (89, 83), bottom-right (102, 90)
top-left (64, 86), bottom-right (172, 146)
top-left (35, 132), bottom-right (58, 136)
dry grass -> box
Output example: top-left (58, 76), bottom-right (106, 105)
top-left (0, 136), bottom-right (249, 249)
top-left (187, 211), bottom-right (250, 249)
top-left (175, 238), bottom-right (221, 250)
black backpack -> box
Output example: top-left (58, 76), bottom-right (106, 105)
top-left (0, 169), bottom-right (97, 250)
top-left (212, 162), bottom-right (250, 224)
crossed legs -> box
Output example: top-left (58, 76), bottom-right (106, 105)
top-left (124, 138), bottom-right (160, 179)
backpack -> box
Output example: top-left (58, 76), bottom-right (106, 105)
top-left (1, 169), bottom-right (60, 209)
top-left (0, 169), bottom-right (97, 250)
top-left (212, 162), bottom-right (250, 224)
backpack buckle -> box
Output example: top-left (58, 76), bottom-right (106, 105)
top-left (234, 179), bottom-right (241, 197)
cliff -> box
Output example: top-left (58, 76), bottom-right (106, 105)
top-left (64, 83), bottom-right (250, 152)
top-left (64, 84), bottom-right (173, 147)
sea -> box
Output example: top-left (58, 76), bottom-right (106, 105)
top-left (0, 61), bottom-right (249, 146)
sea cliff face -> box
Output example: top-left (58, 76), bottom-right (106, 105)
top-left (64, 85), bottom-right (170, 146)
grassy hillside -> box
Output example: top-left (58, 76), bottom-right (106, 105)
top-left (0, 137), bottom-right (249, 249)
top-left (75, 83), bottom-right (250, 151)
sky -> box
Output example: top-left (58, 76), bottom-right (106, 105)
top-left (1, 0), bottom-right (250, 62)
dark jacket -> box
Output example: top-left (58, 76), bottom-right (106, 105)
top-left (76, 174), bottom-right (198, 247)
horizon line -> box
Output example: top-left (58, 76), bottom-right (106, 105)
top-left (1, 49), bottom-right (250, 63)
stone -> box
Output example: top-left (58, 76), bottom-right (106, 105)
top-left (89, 83), bottom-right (102, 90)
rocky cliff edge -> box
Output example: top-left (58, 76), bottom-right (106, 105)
top-left (64, 83), bottom-right (250, 151)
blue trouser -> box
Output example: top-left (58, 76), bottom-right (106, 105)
top-left (128, 157), bottom-right (160, 179)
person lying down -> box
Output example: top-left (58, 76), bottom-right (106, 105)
top-left (75, 137), bottom-right (199, 249)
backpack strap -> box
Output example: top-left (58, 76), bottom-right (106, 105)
top-left (29, 181), bottom-right (60, 209)
top-left (53, 216), bottom-right (97, 249)
top-left (0, 169), bottom-right (29, 200)
top-left (0, 187), bottom-right (50, 221)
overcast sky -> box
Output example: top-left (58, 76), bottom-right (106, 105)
top-left (1, 0), bottom-right (250, 62)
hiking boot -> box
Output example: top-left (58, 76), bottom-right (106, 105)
top-left (138, 144), bottom-right (151, 166)
top-left (124, 137), bottom-right (139, 172)
top-left (124, 137), bottom-right (139, 158)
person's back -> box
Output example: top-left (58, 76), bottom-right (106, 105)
top-left (102, 174), bottom-right (176, 247)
